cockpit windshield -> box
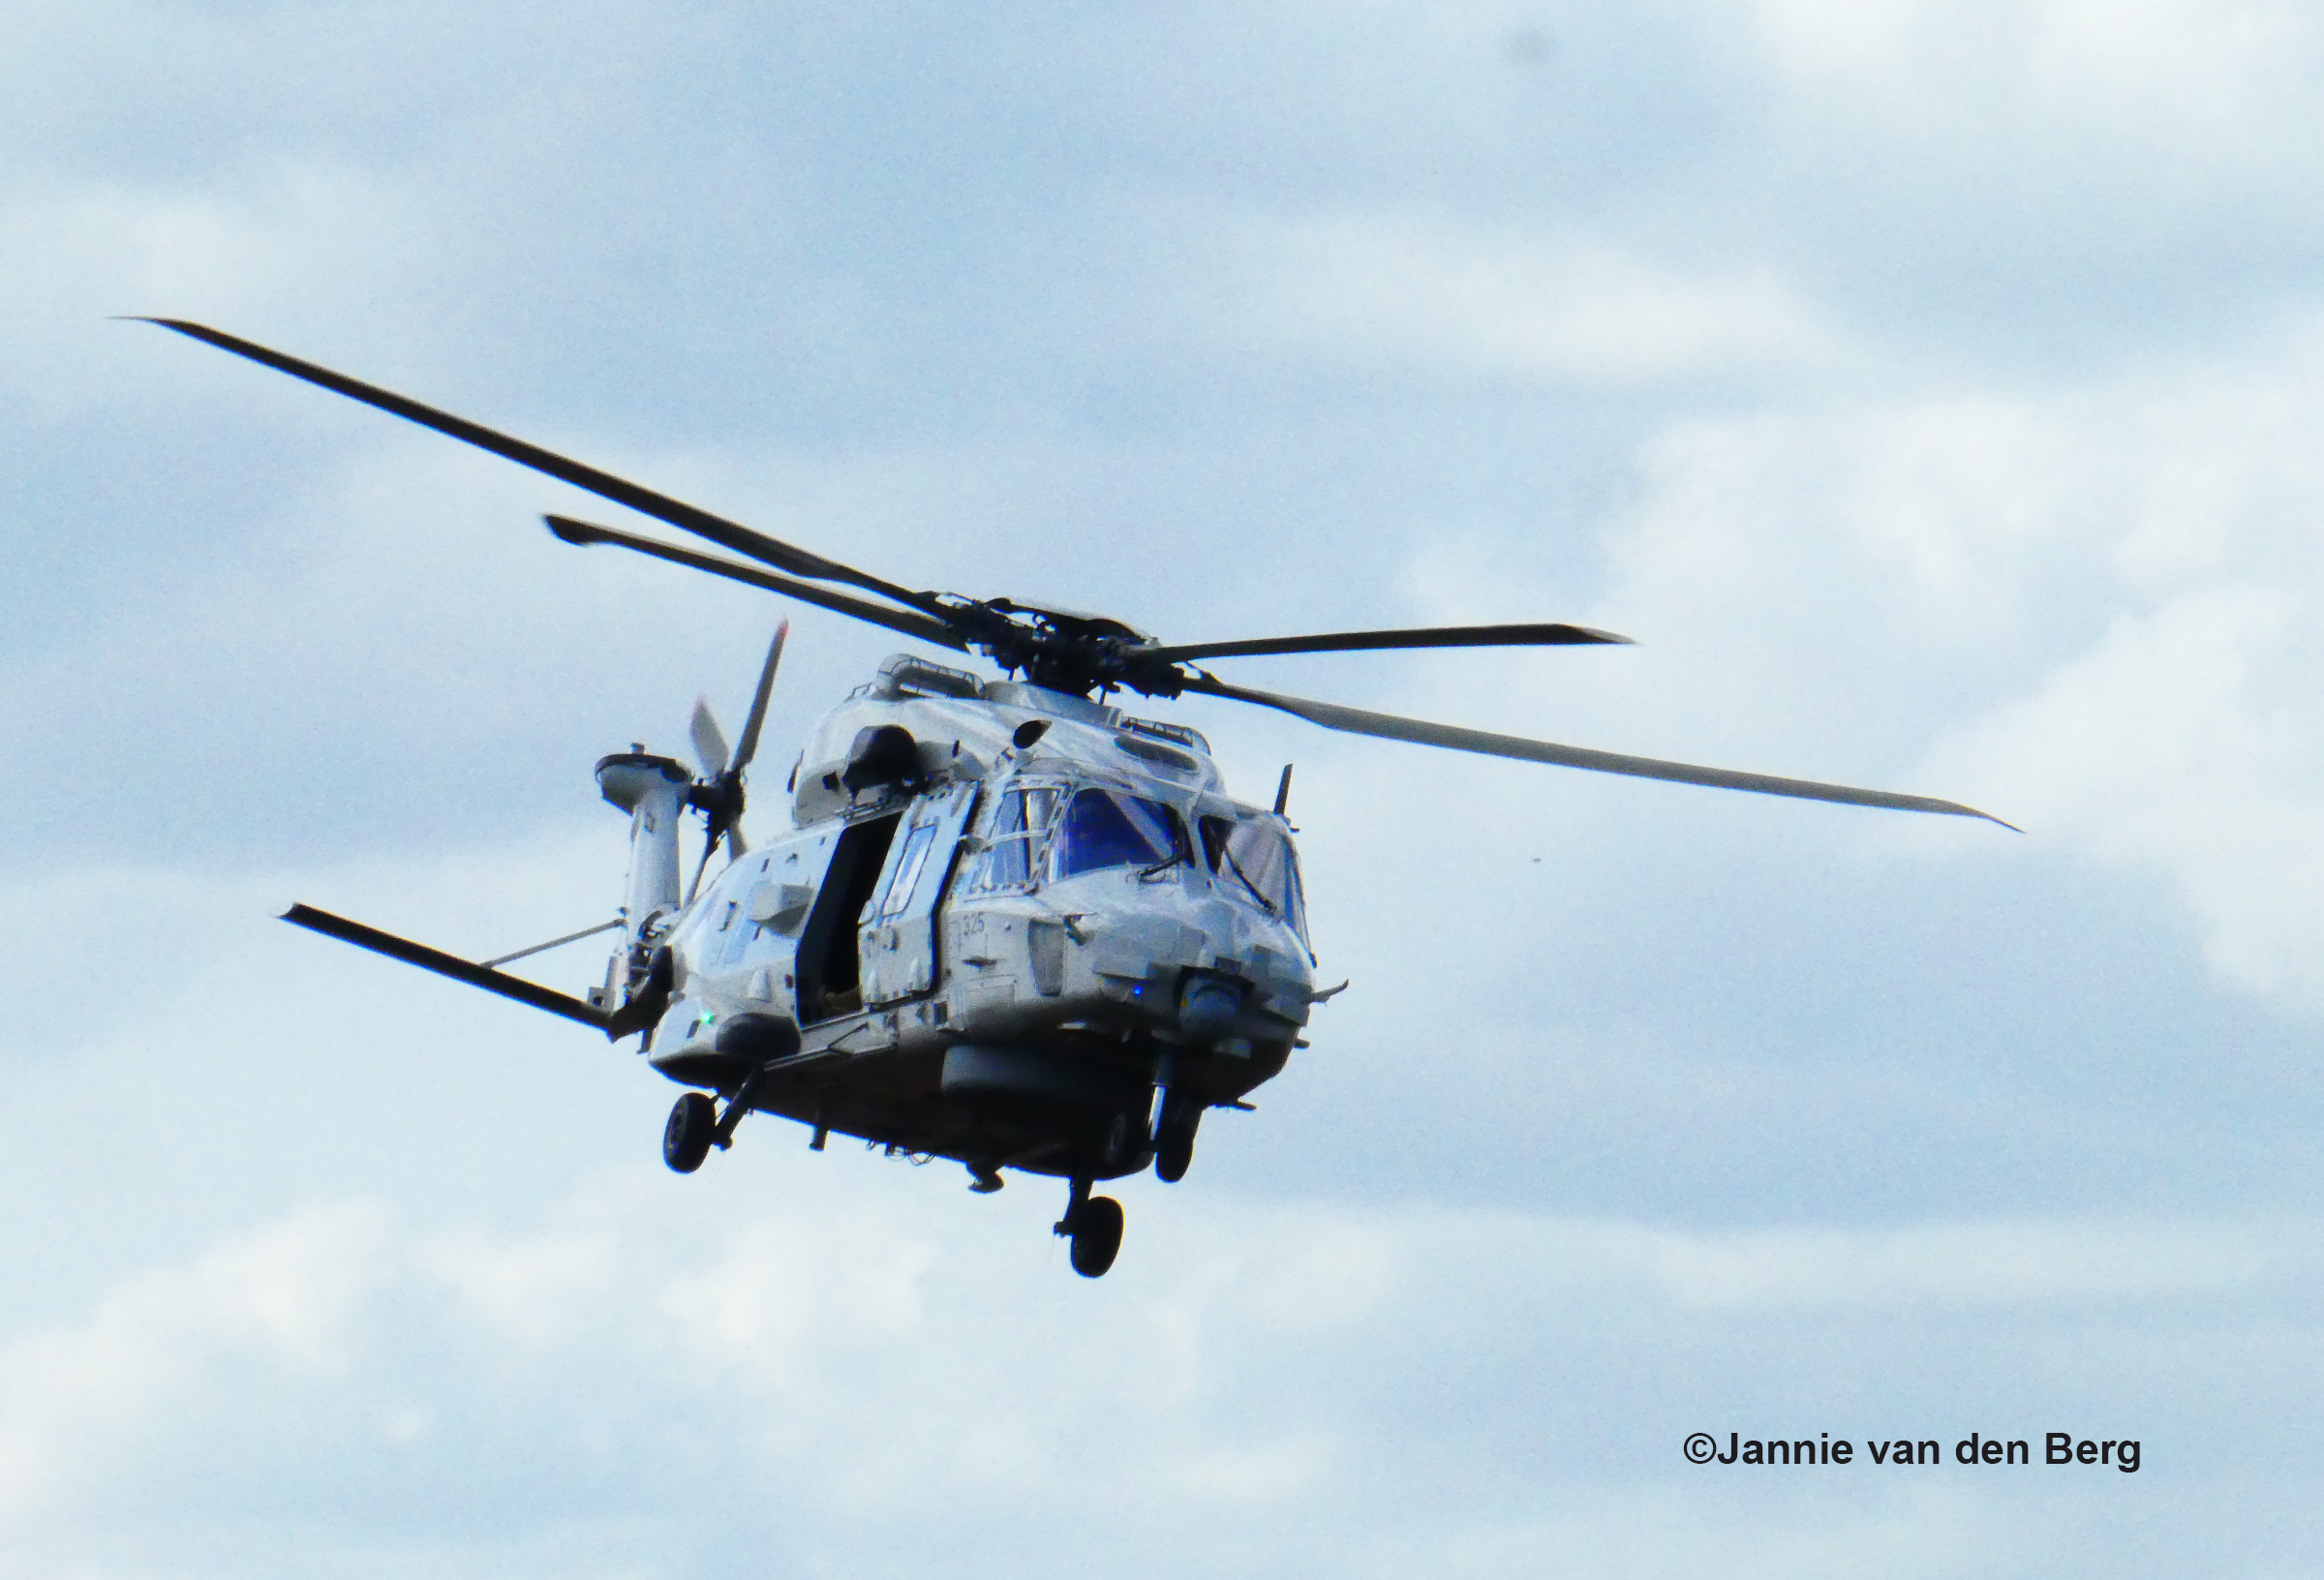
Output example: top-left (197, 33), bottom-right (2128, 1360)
top-left (965, 784), bottom-right (1060, 892)
top-left (1200, 815), bottom-right (1310, 945)
top-left (1057, 787), bottom-right (1189, 877)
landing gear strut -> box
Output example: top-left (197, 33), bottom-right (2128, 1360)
top-left (1053, 1178), bottom-right (1124, 1278)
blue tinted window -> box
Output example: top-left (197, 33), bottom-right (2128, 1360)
top-left (1057, 789), bottom-right (1185, 877)
top-left (1200, 815), bottom-right (1311, 947)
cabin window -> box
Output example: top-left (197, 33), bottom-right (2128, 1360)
top-left (1200, 815), bottom-right (1311, 945)
top-left (1057, 788), bottom-right (1188, 878)
top-left (966, 785), bottom-right (1060, 892)
top-left (873, 821), bottom-right (939, 920)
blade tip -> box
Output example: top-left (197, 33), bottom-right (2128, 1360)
top-left (1943, 803), bottom-right (2021, 832)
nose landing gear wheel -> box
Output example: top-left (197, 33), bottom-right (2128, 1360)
top-left (1064, 1195), bottom-right (1124, 1278)
top-left (1153, 1117), bottom-right (1197, 1183)
top-left (663, 1091), bottom-right (717, 1173)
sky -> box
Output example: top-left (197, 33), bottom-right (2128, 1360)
top-left (5, 0), bottom-right (2324, 1573)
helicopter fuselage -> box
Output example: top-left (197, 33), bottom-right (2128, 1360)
top-left (619, 654), bottom-right (1322, 1185)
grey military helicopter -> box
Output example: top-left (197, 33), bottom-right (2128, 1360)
top-left (142, 319), bottom-right (2007, 1278)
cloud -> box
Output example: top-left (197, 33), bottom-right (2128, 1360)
top-left (0, 1200), bottom-right (394, 1523)
top-left (1577, 1214), bottom-right (2287, 1309)
top-left (1348, 321), bottom-right (2324, 1013)
top-left (1254, 215), bottom-right (1843, 386)
top-left (1, 1182), bottom-right (2308, 1575)
top-left (1933, 587), bottom-right (2324, 1000)
top-left (0, 167), bottom-right (435, 411)
top-left (1745, 0), bottom-right (2324, 162)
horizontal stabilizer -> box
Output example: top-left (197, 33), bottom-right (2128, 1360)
top-left (282, 902), bottom-right (611, 1031)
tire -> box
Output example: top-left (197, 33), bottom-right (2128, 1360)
top-left (1153, 1118), bottom-right (1198, 1184)
top-left (663, 1091), bottom-right (717, 1173)
top-left (1068, 1195), bottom-right (1124, 1278)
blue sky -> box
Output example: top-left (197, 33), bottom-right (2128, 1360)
top-left (6, 1), bottom-right (2324, 1573)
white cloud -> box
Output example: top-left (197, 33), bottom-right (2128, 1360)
top-left (0, 167), bottom-right (420, 331)
top-left (0, 1185), bottom-right (2301, 1573)
top-left (1575, 1214), bottom-right (2286, 1309)
top-left (1366, 325), bottom-right (2324, 1011)
top-left (0, 1201), bottom-right (393, 1523)
top-left (1743, 0), bottom-right (2324, 162)
top-left (1257, 215), bottom-right (1843, 385)
top-left (1934, 586), bottom-right (2324, 999)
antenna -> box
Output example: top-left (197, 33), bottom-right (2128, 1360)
top-left (1273, 764), bottom-right (1294, 816)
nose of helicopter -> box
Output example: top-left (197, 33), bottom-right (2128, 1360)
top-left (1111, 891), bottom-right (1315, 1040)
top-left (1177, 976), bottom-right (1242, 1043)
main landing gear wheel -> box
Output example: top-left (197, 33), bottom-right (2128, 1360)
top-left (663, 1091), bottom-right (717, 1173)
top-left (1064, 1196), bottom-right (1124, 1278)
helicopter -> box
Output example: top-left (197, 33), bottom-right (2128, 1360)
top-left (141, 319), bottom-right (2008, 1278)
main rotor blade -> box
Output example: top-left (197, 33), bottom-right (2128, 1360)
top-left (690, 697), bottom-right (731, 780)
top-left (1182, 676), bottom-right (2015, 827)
top-left (137, 319), bottom-right (948, 620)
top-left (1146, 622), bottom-right (1633, 665)
top-left (730, 620), bottom-right (788, 775)
top-left (546, 516), bottom-right (970, 652)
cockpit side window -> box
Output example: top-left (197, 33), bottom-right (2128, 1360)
top-left (1200, 814), bottom-right (1311, 945)
top-left (964, 784), bottom-right (1060, 893)
top-left (1056, 788), bottom-right (1189, 878)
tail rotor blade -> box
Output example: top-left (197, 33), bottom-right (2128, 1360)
top-left (730, 620), bottom-right (789, 775)
top-left (690, 697), bottom-right (731, 780)
top-left (684, 623), bottom-right (786, 897)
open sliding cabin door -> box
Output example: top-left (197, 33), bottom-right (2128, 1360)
top-left (858, 780), bottom-right (982, 1008)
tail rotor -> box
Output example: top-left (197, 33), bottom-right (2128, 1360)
top-left (686, 621), bottom-right (790, 901)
